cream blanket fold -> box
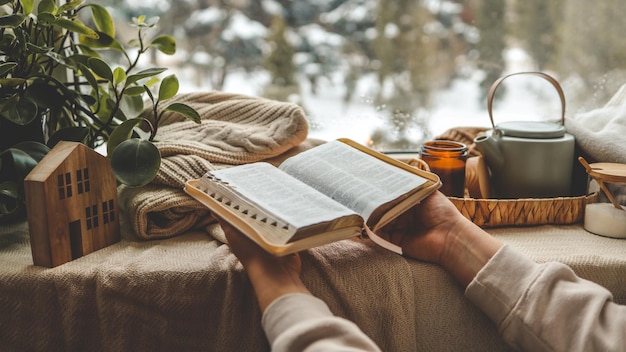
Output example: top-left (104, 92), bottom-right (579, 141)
top-left (119, 91), bottom-right (310, 240)
top-left (565, 83), bottom-right (626, 164)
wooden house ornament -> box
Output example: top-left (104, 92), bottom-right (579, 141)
top-left (24, 141), bottom-right (120, 267)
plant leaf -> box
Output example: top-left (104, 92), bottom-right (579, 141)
top-left (0, 147), bottom-right (39, 181)
top-left (164, 103), bottom-right (201, 124)
top-left (0, 62), bottom-right (17, 76)
top-left (125, 67), bottom-right (167, 87)
top-left (106, 118), bottom-right (147, 156)
top-left (110, 138), bottom-right (161, 187)
top-left (119, 94), bottom-right (145, 118)
top-left (12, 141), bottom-right (51, 162)
top-left (0, 181), bottom-right (23, 222)
top-left (80, 31), bottom-right (124, 51)
top-left (75, 62), bottom-right (100, 98)
top-left (87, 57), bottom-right (113, 82)
top-left (46, 127), bottom-right (89, 148)
top-left (149, 35), bottom-right (176, 55)
top-left (20, 0), bottom-right (35, 14)
top-left (0, 14), bottom-right (26, 28)
top-left (37, 0), bottom-right (56, 14)
top-left (0, 78), bottom-right (26, 86)
top-left (113, 66), bottom-right (126, 86)
top-left (57, 0), bottom-right (82, 13)
top-left (124, 85), bottom-right (148, 96)
top-left (0, 96), bottom-right (39, 125)
top-left (158, 74), bottom-right (178, 101)
top-left (84, 4), bottom-right (115, 37)
top-left (36, 12), bottom-right (56, 25)
top-left (55, 19), bottom-right (99, 39)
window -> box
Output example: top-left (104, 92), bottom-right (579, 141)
top-left (102, 199), bottom-right (115, 224)
top-left (96, 0), bottom-right (626, 151)
top-left (76, 168), bottom-right (90, 194)
top-left (85, 204), bottom-right (99, 230)
top-left (57, 172), bottom-right (72, 199)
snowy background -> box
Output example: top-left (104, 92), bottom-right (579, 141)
top-left (194, 47), bottom-right (566, 148)
top-left (107, 0), bottom-right (622, 151)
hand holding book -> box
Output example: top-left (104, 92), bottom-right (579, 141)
top-left (184, 139), bottom-right (441, 255)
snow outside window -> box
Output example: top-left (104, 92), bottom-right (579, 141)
top-left (97, 0), bottom-right (626, 151)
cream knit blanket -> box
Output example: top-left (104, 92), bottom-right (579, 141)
top-left (565, 83), bottom-right (626, 164)
top-left (118, 91), bottom-right (311, 240)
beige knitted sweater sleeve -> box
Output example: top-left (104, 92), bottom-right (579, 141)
top-left (118, 91), bottom-right (313, 240)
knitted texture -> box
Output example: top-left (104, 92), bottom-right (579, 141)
top-left (119, 91), bottom-right (310, 240)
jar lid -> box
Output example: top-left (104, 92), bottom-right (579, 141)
top-left (587, 162), bottom-right (626, 184)
top-left (497, 121), bottom-right (566, 138)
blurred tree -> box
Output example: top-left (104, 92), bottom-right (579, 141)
top-left (264, 16), bottom-right (297, 86)
top-left (371, 0), bottom-right (441, 109)
top-left (557, 0), bottom-right (626, 107)
top-left (262, 16), bottom-right (300, 102)
top-left (513, 0), bottom-right (562, 71)
top-left (475, 0), bottom-right (506, 100)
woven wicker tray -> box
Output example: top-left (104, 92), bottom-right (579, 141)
top-left (401, 156), bottom-right (597, 228)
top-left (448, 193), bottom-right (598, 228)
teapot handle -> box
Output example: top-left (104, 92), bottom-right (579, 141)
top-left (487, 71), bottom-right (566, 129)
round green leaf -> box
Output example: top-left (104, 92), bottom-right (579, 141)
top-left (149, 35), bottom-right (176, 55)
top-left (1, 96), bottom-right (39, 126)
top-left (87, 57), bottom-right (113, 82)
top-left (158, 74), bottom-right (179, 101)
top-left (124, 85), bottom-right (148, 96)
top-left (37, 0), bottom-right (56, 14)
top-left (12, 141), bottom-right (51, 162)
top-left (119, 94), bottom-right (145, 118)
top-left (110, 139), bottom-right (161, 187)
top-left (113, 66), bottom-right (126, 86)
top-left (107, 118), bottom-right (147, 156)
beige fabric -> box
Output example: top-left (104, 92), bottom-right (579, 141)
top-left (119, 91), bottom-right (312, 240)
top-left (565, 83), bottom-right (626, 164)
top-left (1, 218), bottom-right (625, 351)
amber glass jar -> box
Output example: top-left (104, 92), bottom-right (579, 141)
top-left (420, 140), bottom-right (468, 197)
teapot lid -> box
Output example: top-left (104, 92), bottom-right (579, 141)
top-left (497, 121), bottom-right (566, 138)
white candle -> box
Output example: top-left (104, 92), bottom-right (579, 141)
top-left (584, 203), bottom-right (626, 239)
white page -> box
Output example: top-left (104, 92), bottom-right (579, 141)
top-left (209, 163), bottom-right (358, 229)
top-left (279, 140), bottom-right (427, 220)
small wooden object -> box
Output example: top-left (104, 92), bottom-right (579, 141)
top-left (24, 142), bottom-right (121, 267)
top-left (578, 157), bottom-right (626, 210)
top-left (465, 156), bottom-right (491, 199)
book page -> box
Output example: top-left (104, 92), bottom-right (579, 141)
top-left (278, 140), bottom-right (428, 220)
top-left (209, 163), bottom-right (358, 230)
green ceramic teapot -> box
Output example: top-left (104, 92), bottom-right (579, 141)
top-left (473, 72), bottom-right (575, 199)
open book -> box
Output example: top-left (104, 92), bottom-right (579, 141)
top-left (184, 138), bottom-right (441, 256)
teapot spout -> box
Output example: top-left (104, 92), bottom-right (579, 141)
top-left (474, 132), bottom-right (504, 167)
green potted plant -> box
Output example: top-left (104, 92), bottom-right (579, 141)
top-left (0, 0), bottom-right (200, 222)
